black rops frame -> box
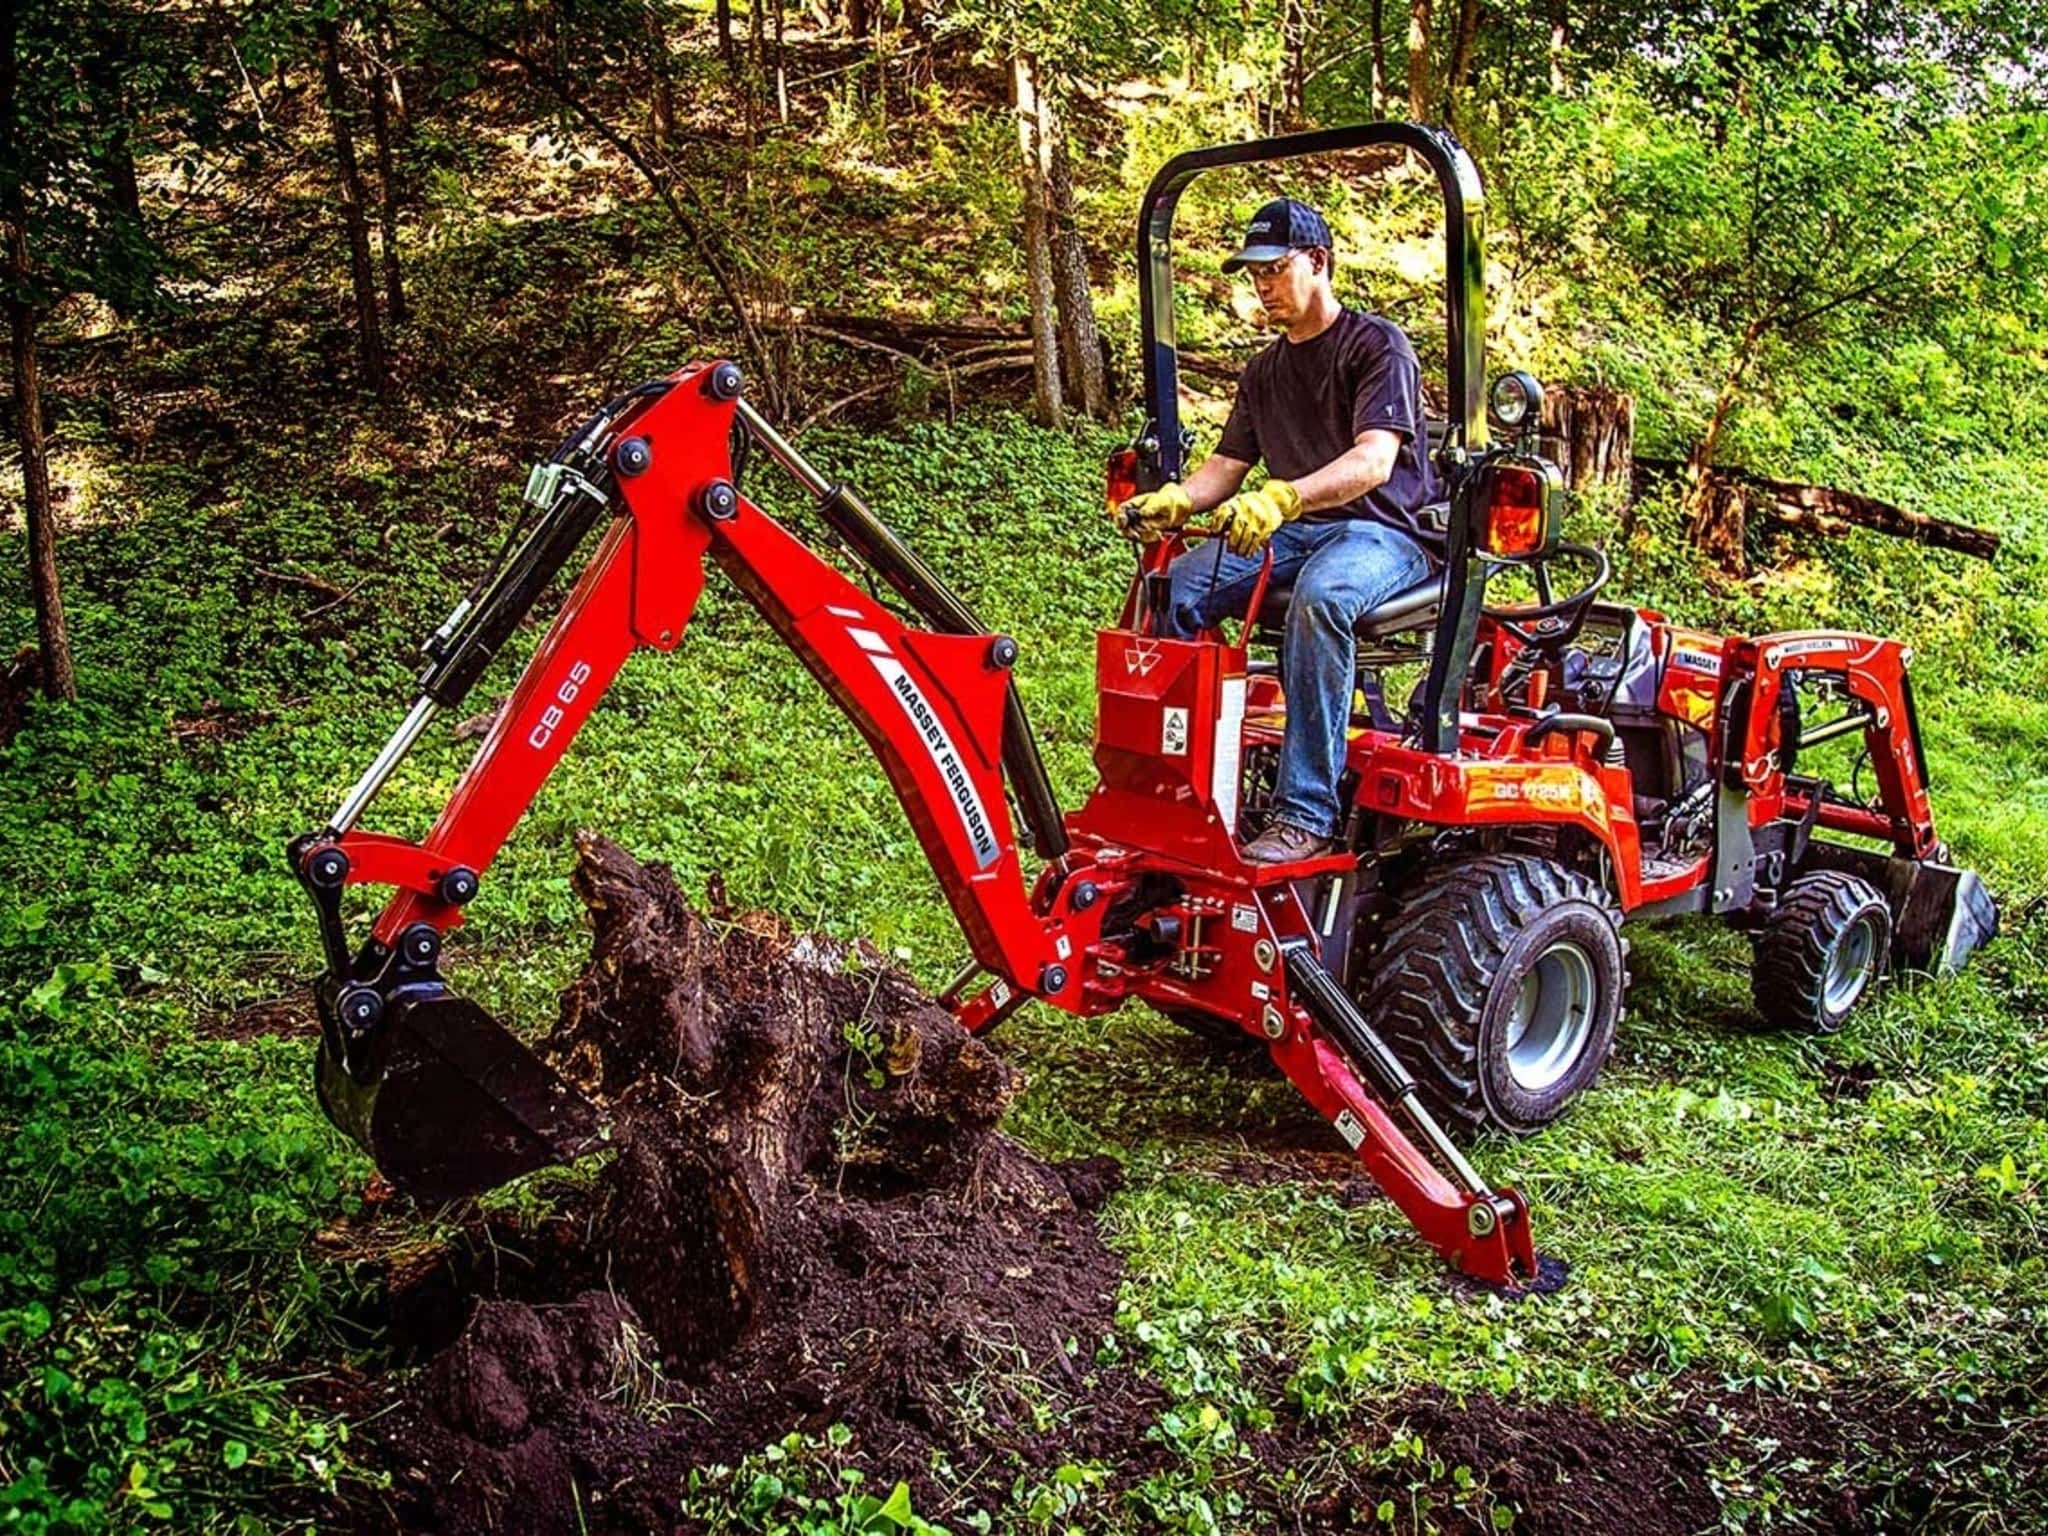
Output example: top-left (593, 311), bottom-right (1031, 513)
top-left (1132, 122), bottom-right (1493, 755)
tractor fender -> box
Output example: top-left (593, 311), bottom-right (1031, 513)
top-left (1365, 754), bottom-right (1641, 908)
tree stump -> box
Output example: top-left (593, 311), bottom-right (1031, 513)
top-left (367, 833), bottom-right (1139, 1531)
top-left (1539, 385), bottom-right (1635, 491)
top-left (543, 832), bottom-right (1073, 1370)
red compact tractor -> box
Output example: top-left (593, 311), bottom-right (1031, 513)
top-left (290, 124), bottom-right (1996, 1290)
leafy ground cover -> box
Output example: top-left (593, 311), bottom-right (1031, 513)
top-left (5, 50), bottom-right (2048, 1536)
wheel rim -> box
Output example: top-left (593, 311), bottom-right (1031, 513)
top-left (1823, 914), bottom-right (1880, 1014)
top-left (1505, 940), bottom-right (1599, 1093)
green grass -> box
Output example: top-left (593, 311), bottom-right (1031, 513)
top-left (4, 400), bottom-right (2046, 1529)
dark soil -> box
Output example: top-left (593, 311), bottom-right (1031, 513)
top-left (199, 994), bottom-right (315, 1042)
top-left (332, 836), bottom-right (2043, 1533)
top-left (1239, 1377), bottom-right (2045, 1534)
top-left (1820, 1056), bottom-right (1882, 1101)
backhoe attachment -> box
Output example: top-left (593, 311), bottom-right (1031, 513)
top-left (315, 992), bottom-right (601, 1204)
top-left (290, 361), bottom-right (1067, 1203)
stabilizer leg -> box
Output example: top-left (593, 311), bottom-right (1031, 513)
top-left (1277, 938), bottom-right (1545, 1289)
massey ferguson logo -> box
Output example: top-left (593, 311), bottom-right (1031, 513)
top-left (1124, 639), bottom-right (1161, 677)
top-left (834, 612), bottom-right (1002, 871)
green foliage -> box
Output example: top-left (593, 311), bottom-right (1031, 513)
top-left (678, 1429), bottom-right (955, 1534)
top-left (0, 985), bottom-right (361, 1530)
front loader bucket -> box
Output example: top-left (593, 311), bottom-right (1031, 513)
top-left (1898, 863), bottom-right (2000, 975)
top-left (1804, 843), bottom-right (2000, 976)
top-left (316, 991), bottom-right (603, 1203)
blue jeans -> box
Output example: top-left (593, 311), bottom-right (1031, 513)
top-left (1161, 519), bottom-right (1431, 838)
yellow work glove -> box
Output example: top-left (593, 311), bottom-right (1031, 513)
top-left (1211, 480), bottom-right (1303, 557)
top-left (1115, 481), bottom-right (1194, 542)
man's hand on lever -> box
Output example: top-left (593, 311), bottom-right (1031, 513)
top-left (1115, 482), bottom-right (1194, 542)
top-left (1209, 479), bottom-right (1302, 556)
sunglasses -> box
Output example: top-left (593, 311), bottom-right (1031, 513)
top-left (1243, 251), bottom-right (1307, 282)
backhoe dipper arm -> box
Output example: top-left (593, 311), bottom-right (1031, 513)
top-left (295, 362), bottom-right (1061, 1023)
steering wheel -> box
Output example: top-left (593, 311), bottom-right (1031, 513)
top-left (1479, 540), bottom-right (1611, 650)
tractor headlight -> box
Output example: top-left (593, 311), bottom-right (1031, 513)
top-left (1488, 371), bottom-right (1544, 434)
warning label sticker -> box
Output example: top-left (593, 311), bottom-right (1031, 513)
top-left (1332, 1110), bottom-right (1365, 1150)
top-left (1161, 706), bottom-right (1189, 756)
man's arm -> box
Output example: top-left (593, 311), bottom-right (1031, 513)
top-left (1289, 429), bottom-right (1401, 513)
top-left (1183, 452), bottom-right (1252, 513)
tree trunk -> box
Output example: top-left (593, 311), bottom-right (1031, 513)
top-left (0, 2), bottom-right (75, 703)
top-left (1406, 0), bottom-right (1430, 122)
top-left (1547, 0), bottom-right (1567, 92)
top-left (1281, 0), bottom-right (1308, 125)
top-left (1683, 314), bottom-right (1769, 571)
top-left (1691, 476), bottom-right (1747, 572)
top-left (1011, 53), bottom-right (1062, 427)
top-left (84, 35), bottom-right (143, 228)
top-left (1369, 0), bottom-right (1387, 116)
top-left (364, 37), bottom-right (408, 327)
top-left (4, 233), bottom-right (75, 702)
top-left (848, 0), bottom-right (871, 41)
top-left (374, 0), bottom-right (407, 122)
top-left (1445, 0), bottom-right (1479, 125)
top-left (715, 0), bottom-right (735, 71)
top-left (647, 2), bottom-right (676, 147)
top-left (773, 0), bottom-right (788, 124)
top-left (1043, 91), bottom-right (1108, 419)
top-left (316, 18), bottom-right (388, 394)
top-left (744, 0), bottom-right (764, 157)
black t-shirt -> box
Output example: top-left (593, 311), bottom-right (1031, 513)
top-left (1215, 308), bottom-right (1439, 547)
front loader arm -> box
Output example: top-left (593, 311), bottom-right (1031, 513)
top-left (291, 362), bottom-right (1065, 1198)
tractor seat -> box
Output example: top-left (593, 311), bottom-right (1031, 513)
top-left (1251, 566), bottom-right (1445, 643)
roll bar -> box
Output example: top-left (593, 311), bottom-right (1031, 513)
top-left (1134, 122), bottom-right (1489, 484)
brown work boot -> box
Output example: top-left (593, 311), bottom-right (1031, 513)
top-left (1241, 820), bottom-right (1336, 865)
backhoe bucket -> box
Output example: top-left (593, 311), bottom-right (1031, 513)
top-left (316, 990), bottom-right (603, 1203)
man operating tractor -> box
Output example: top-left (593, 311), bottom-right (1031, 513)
top-left (1116, 197), bottom-right (1440, 864)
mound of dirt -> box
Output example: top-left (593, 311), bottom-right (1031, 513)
top-left (352, 834), bottom-right (1153, 1533)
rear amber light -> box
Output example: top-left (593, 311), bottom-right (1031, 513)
top-left (1106, 448), bottom-right (1139, 513)
top-left (1483, 464), bottom-right (1546, 556)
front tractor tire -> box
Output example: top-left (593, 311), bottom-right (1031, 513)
top-left (1751, 871), bottom-right (1891, 1033)
top-left (1364, 855), bottom-right (1625, 1136)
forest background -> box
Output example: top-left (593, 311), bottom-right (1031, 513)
top-left (4, 0), bottom-right (2048, 1528)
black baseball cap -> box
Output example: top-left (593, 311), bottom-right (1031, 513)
top-left (1221, 198), bottom-right (1332, 273)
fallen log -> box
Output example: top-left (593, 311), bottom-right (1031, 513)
top-left (1636, 456), bottom-right (1998, 561)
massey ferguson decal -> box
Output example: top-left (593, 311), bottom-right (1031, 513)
top-left (527, 659), bottom-right (594, 750)
top-left (1764, 635), bottom-right (1855, 667)
top-left (866, 652), bottom-right (1002, 870)
top-left (1124, 638), bottom-right (1162, 677)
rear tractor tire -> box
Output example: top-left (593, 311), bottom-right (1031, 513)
top-left (1752, 871), bottom-right (1891, 1033)
top-left (1363, 855), bottom-right (1625, 1136)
